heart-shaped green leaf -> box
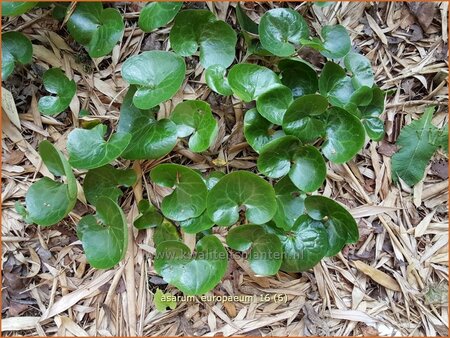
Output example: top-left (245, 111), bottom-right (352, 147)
top-left (134, 200), bottom-right (163, 230)
top-left (150, 164), bottom-right (208, 222)
top-left (154, 235), bottom-right (228, 295)
top-left (84, 164), bottom-right (136, 206)
top-left (282, 94), bottom-right (328, 143)
top-left (77, 197), bottom-right (128, 269)
top-left (2, 2), bottom-right (36, 16)
top-left (278, 58), bottom-right (318, 98)
top-left (179, 211), bottom-right (215, 234)
top-left (344, 52), bottom-right (374, 88)
top-left (256, 85), bottom-right (293, 125)
top-left (259, 8), bottom-right (309, 57)
top-left (25, 141), bottom-right (77, 226)
top-left (258, 136), bottom-right (326, 192)
top-left (207, 171), bottom-right (277, 226)
top-left (318, 25), bottom-right (351, 59)
top-left (272, 177), bottom-right (305, 231)
top-left (360, 86), bottom-right (385, 141)
top-left (121, 51), bottom-right (186, 109)
top-left (138, 2), bottom-right (182, 32)
top-left (267, 215), bottom-right (329, 272)
top-left (154, 220), bottom-right (180, 247)
top-left (170, 10), bottom-right (237, 68)
top-left (321, 107), bottom-right (365, 163)
top-left (348, 86), bottom-right (373, 108)
top-left (38, 68), bottom-right (76, 115)
top-left (304, 195), bottom-right (358, 256)
top-left (228, 63), bottom-right (281, 102)
top-left (205, 65), bottom-right (233, 96)
top-left (244, 108), bottom-right (284, 153)
top-left (319, 61), bottom-right (354, 107)
top-left (67, 124), bottom-right (131, 169)
top-left (67, 2), bottom-right (124, 58)
top-left (170, 100), bottom-right (218, 152)
top-left (2, 32), bottom-right (33, 80)
top-left (117, 86), bottom-right (178, 160)
top-left (227, 224), bottom-right (282, 275)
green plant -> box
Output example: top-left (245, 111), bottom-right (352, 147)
top-left (12, 3), bottom-right (390, 296)
top-left (1, 32), bottom-right (33, 80)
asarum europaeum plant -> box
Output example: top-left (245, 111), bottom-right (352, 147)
top-left (9, 3), bottom-right (387, 296)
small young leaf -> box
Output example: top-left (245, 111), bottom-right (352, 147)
top-left (304, 195), bottom-right (358, 256)
top-left (363, 117), bottom-right (384, 141)
top-left (154, 235), bottom-right (228, 295)
top-left (77, 197), bottom-right (128, 269)
top-left (321, 107), bottom-right (365, 163)
top-left (117, 86), bottom-right (178, 160)
top-left (154, 220), bottom-right (180, 247)
top-left (282, 94), bottom-right (328, 143)
top-left (255, 85), bottom-right (293, 125)
top-left (150, 164), bottom-right (208, 221)
top-left (360, 86), bottom-right (386, 140)
top-left (154, 288), bottom-right (177, 312)
top-left (2, 2), bottom-right (36, 16)
top-left (344, 52), bottom-right (374, 88)
top-left (2, 32), bottom-right (33, 80)
top-left (121, 51), bottom-right (186, 109)
top-left (67, 2), bottom-right (124, 58)
top-left (228, 63), bottom-right (281, 102)
top-left (259, 8), bottom-right (309, 57)
top-left (25, 141), bottom-right (77, 226)
top-left (244, 108), bottom-right (284, 153)
top-left (319, 25), bottom-right (351, 59)
top-left (272, 177), bottom-right (305, 231)
top-left (205, 65), bottom-right (233, 96)
top-left (170, 100), bottom-right (218, 152)
top-left (134, 200), bottom-right (163, 230)
top-left (138, 2), bottom-right (182, 32)
top-left (207, 171), bottom-right (277, 226)
top-left (391, 107), bottom-right (441, 186)
top-left (278, 58), bottom-right (318, 98)
top-left (235, 4), bottom-right (258, 34)
top-left (84, 164), bottom-right (136, 206)
top-left (38, 68), bottom-right (76, 115)
top-left (170, 10), bottom-right (237, 68)
top-left (227, 224), bottom-right (283, 275)
top-left (67, 124), bottom-right (131, 169)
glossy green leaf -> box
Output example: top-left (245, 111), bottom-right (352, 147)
top-left (2, 32), bottom-right (33, 80)
top-left (134, 200), bottom-right (163, 230)
top-left (392, 108), bottom-right (441, 186)
top-left (38, 68), bottom-right (76, 115)
top-left (150, 164), bottom-right (208, 221)
top-left (236, 4), bottom-right (258, 34)
top-left (228, 63), bottom-right (281, 102)
top-left (259, 8), bottom-right (309, 57)
top-left (321, 107), bottom-right (365, 163)
top-left (154, 220), bottom-right (180, 247)
top-left (244, 108), bottom-right (284, 153)
top-left (84, 164), bottom-right (136, 206)
top-left (282, 94), bottom-right (328, 143)
top-left (121, 51), bottom-right (186, 109)
top-left (154, 288), bottom-right (177, 312)
top-left (2, 2), bottom-right (36, 16)
top-left (25, 141), bottom-right (77, 227)
top-left (170, 100), bottom-right (218, 152)
top-left (319, 25), bottom-right (351, 59)
top-left (154, 235), bottom-right (228, 295)
top-left (77, 197), bottom-right (128, 269)
top-left (207, 171), bottom-right (277, 226)
top-left (273, 215), bottom-right (329, 272)
top-left (318, 61), bottom-right (354, 107)
top-left (205, 65), bottom-right (233, 96)
top-left (67, 2), bottom-right (124, 58)
top-left (257, 136), bottom-right (301, 178)
top-left (67, 124), bottom-right (131, 169)
top-left (179, 211), bottom-right (214, 234)
top-left (278, 58), bottom-right (318, 98)
top-left (256, 85), bottom-right (293, 125)
top-left (360, 86), bottom-right (386, 140)
top-left (138, 2), bottom-right (182, 32)
top-left (344, 52), bottom-right (374, 88)
top-left (363, 117), bottom-right (384, 141)
top-left (349, 86), bottom-right (373, 108)
top-left (204, 171), bottom-right (225, 190)
top-left (304, 195), bottom-right (358, 256)
top-left (273, 177), bottom-right (305, 231)
top-left (227, 224), bottom-right (282, 275)
top-left (117, 86), bottom-right (178, 160)
top-left (170, 10), bottom-right (237, 68)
